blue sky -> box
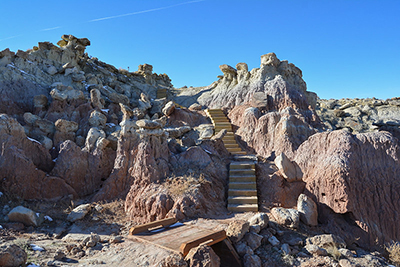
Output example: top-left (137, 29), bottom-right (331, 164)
top-left (1, 0), bottom-right (399, 100)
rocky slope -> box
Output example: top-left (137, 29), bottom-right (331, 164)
top-left (1, 35), bottom-right (399, 266)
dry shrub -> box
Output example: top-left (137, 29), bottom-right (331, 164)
top-left (326, 244), bottom-right (341, 261)
top-left (165, 174), bottom-right (209, 197)
top-left (386, 241), bottom-right (400, 267)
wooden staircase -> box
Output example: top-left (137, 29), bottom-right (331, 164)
top-left (205, 108), bottom-right (258, 212)
top-left (228, 162), bottom-right (258, 212)
top-left (205, 109), bottom-right (246, 155)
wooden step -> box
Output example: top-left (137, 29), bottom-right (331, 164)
top-left (228, 204), bottom-right (258, 212)
top-left (228, 189), bottom-right (257, 197)
top-left (230, 169), bottom-right (255, 175)
top-left (226, 147), bottom-right (243, 153)
top-left (229, 176), bottom-right (256, 183)
top-left (223, 139), bottom-right (237, 144)
top-left (211, 117), bottom-right (230, 121)
top-left (228, 196), bottom-right (258, 204)
top-left (229, 182), bottom-right (257, 190)
top-left (230, 163), bottom-right (255, 170)
top-left (225, 145), bottom-right (241, 150)
top-left (215, 127), bottom-right (232, 131)
top-left (213, 122), bottom-right (231, 126)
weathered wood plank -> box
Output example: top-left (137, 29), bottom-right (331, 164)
top-left (129, 217), bottom-right (177, 235)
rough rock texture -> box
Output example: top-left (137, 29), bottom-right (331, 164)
top-left (7, 206), bottom-right (40, 226)
top-left (196, 53), bottom-right (308, 109)
top-left (229, 104), bottom-right (318, 158)
top-left (0, 114), bottom-right (77, 199)
top-left (51, 140), bottom-right (115, 197)
top-left (95, 129), bottom-right (170, 201)
top-left (0, 35), bottom-right (174, 201)
top-left (317, 97), bottom-right (400, 135)
top-left (67, 204), bottom-right (91, 222)
top-left (305, 234), bottom-right (346, 250)
top-left (173, 54), bottom-right (321, 158)
top-left (274, 152), bottom-right (303, 182)
top-left (294, 129), bottom-right (400, 247)
top-left (226, 220), bottom-right (250, 243)
top-left (271, 207), bottom-right (300, 228)
top-left (297, 193), bottom-right (318, 226)
top-left (256, 161), bottom-right (305, 210)
top-left (185, 245), bottom-right (220, 267)
top-left (0, 244), bottom-right (27, 267)
top-left (243, 254), bottom-right (261, 267)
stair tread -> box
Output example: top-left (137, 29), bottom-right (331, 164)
top-left (230, 162), bottom-right (255, 166)
top-left (228, 196), bottom-right (258, 200)
top-left (230, 176), bottom-right (256, 180)
top-left (228, 203), bottom-right (258, 207)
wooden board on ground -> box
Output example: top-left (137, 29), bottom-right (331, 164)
top-left (128, 221), bottom-right (226, 256)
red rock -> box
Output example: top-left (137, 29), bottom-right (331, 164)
top-left (229, 105), bottom-right (317, 159)
top-left (256, 162), bottom-right (305, 209)
top-left (94, 132), bottom-right (170, 201)
top-left (294, 129), bottom-right (400, 247)
top-left (51, 140), bottom-right (115, 197)
top-left (0, 115), bottom-right (77, 199)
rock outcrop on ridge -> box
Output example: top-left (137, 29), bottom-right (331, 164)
top-left (317, 97), bottom-right (400, 145)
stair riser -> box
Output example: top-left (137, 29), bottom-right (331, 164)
top-left (229, 184), bottom-right (257, 190)
top-left (228, 199), bottom-right (258, 204)
top-left (230, 165), bottom-right (255, 170)
top-left (223, 141), bottom-right (237, 145)
top-left (228, 190), bottom-right (257, 196)
top-left (230, 177), bottom-right (256, 183)
top-left (230, 170), bottom-right (255, 176)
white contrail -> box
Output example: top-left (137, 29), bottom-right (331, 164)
top-left (89, 0), bottom-right (205, 22)
top-left (40, 26), bottom-right (62, 32)
top-left (0, 35), bottom-right (23, 42)
top-left (0, 0), bottom-right (205, 43)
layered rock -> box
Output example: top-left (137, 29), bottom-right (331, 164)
top-left (194, 53), bottom-right (317, 109)
top-left (0, 114), bottom-right (77, 199)
top-left (294, 129), bottom-right (400, 247)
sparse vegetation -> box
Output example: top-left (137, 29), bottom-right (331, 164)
top-left (165, 174), bottom-right (210, 196)
top-left (281, 253), bottom-right (296, 266)
top-left (326, 244), bottom-right (341, 261)
top-left (386, 241), bottom-right (400, 267)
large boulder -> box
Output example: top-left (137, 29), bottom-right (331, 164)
top-left (271, 207), bottom-right (300, 228)
top-left (7, 206), bottom-right (40, 226)
top-left (0, 244), bottom-right (27, 267)
top-left (297, 193), bottom-right (318, 226)
top-left (294, 129), bottom-right (400, 248)
top-left (51, 140), bottom-right (115, 197)
top-left (0, 115), bottom-right (77, 199)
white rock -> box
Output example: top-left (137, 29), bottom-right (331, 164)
top-left (8, 206), bottom-right (40, 226)
top-left (249, 212), bottom-right (269, 229)
top-left (297, 194), bottom-right (318, 226)
top-left (271, 207), bottom-right (300, 228)
top-left (274, 152), bottom-right (302, 182)
top-left (67, 204), bottom-right (91, 222)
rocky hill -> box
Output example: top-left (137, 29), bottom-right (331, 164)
top-left (0, 35), bottom-right (399, 267)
